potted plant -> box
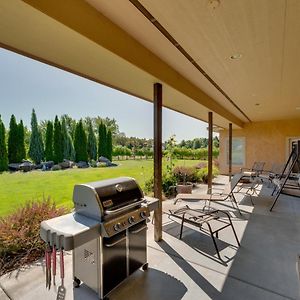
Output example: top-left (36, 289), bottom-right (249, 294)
top-left (173, 166), bottom-right (194, 194)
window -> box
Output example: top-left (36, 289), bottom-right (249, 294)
top-left (226, 137), bottom-right (245, 166)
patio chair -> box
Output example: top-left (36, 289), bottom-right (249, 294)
top-left (169, 205), bottom-right (240, 262)
top-left (235, 161), bottom-right (266, 196)
top-left (174, 173), bottom-right (246, 214)
top-left (240, 161), bottom-right (265, 179)
top-left (259, 163), bottom-right (285, 187)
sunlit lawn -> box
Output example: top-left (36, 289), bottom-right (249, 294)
top-left (0, 159), bottom-right (198, 216)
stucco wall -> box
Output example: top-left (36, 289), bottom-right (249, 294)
top-left (219, 119), bottom-right (300, 174)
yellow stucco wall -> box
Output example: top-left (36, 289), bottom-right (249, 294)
top-left (219, 119), bottom-right (300, 174)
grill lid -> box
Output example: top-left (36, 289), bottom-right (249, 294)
top-left (73, 177), bottom-right (144, 221)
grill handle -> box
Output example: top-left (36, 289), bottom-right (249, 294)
top-left (104, 236), bottom-right (126, 247)
top-left (105, 199), bottom-right (146, 215)
top-left (130, 225), bottom-right (147, 234)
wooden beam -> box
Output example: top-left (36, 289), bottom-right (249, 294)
top-left (229, 123), bottom-right (233, 180)
top-left (207, 112), bottom-right (213, 193)
top-left (153, 83), bottom-right (162, 242)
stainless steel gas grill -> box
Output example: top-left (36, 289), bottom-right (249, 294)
top-left (40, 177), bottom-right (159, 300)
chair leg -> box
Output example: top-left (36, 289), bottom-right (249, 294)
top-left (227, 216), bottom-right (240, 246)
top-left (231, 194), bottom-right (242, 216)
top-left (206, 223), bottom-right (222, 261)
top-left (179, 213), bottom-right (185, 239)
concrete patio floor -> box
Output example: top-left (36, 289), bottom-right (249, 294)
top-left (1, 176), bottom-right (300, 300)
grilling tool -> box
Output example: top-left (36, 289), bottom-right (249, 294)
top-left (56, 249), bottom-right (66, 300)
top-left (45, 244), bottom-right (52, 290)
top-left (52, 246), bottom-right (56, 285)
top-left (45, 246), bottom-right (48, 289)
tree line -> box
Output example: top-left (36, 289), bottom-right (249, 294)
top-left (0, 110), bottom-right (113, 171)
top-left (0, 110), bottom-right (220, 172)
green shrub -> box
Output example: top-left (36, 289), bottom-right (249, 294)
top-left (172, 166), bottom-right (201, 183)
top-left (144, 173), bottom-right (177, 197)
top-left (197, 166), bottom-right (220, 183)
top-left (89, 160), bottom-right (98, 168)
top-left (0, 198), bottom-right (68, 275)
top-left (144, 176), bottom-right (154, 195)
top-left (97, 162), bottom-right (107, 168)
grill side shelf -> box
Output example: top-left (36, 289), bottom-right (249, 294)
top-left (40, 213), bottom-right (101, 251)
top-left (143, 196), bottom-right (159, 211)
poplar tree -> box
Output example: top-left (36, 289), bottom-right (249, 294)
top-left (98, 122), bottom-right (107, 158)
top-left (8, 115), bottom-right (19, 163)
top-left (29, 109), bottom-right (44, 164)
top-left (17, 120), bottom-right (26, 161)
top-left (53, 116), bottom-right (63, 164)
top-left (87, 120), bottom-right (97, 161)
top-left (106, 129), bottom-right (113, 161)
top-left (0, 116), bottom-right (8, 171)
top-left (61, 118), bottom-right (75, 161)
top-left (74, 120), bottom-right (88, 162)
top-left (44, 121), bottom-right (54, 161)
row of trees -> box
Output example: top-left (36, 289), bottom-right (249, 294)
top-left (178, 137), bottom-right (219, 149)
top-left (112, 145), bottom-right (219, 160)
top-left (0, 111), bottom-right (220, 172)
top-left (0, 110), bottom-right (113, 171)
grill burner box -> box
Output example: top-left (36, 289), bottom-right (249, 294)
top-left (40, 177), bottom-right (159, 300)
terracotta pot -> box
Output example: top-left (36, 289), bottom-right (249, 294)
top-left (176, 183), bottom-right (193, 194)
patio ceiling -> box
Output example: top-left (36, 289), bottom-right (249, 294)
top-left (88, 0), bottom-right (300, 123)
top-left (1, 1), bottom-right (299, 128)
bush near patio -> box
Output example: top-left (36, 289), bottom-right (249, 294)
top-left (0, 198), bottom-right (68, 276)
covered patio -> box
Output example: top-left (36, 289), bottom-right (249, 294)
top-left (1, 1), bottom-right (300, 299)
top-left (1, 178), bottom-right (300, 300)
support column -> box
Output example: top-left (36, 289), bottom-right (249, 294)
top-left (229, 123), bottom-right (232, 181)
top-left (207, 112), bottom-right (213, 194)
top-left (153, 83), bottom-right (162, 242)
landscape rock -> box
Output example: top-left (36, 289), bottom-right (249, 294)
top-left (98, 156), bottom-right (118, 167)
top-left (51, 164), bottom-right (62, 171)
top-left (41, 161), bottom-right (54, 171)
top-left (8, 163), bottom-right (21, 172)
top-left (19, 161), bottom-right (35, 172)
top-left (98, 156), bottom-right (110, 163)
top-left (76, 161), bottom-right (89, 168)
top-left (59, 159), bottom-right (74, 169)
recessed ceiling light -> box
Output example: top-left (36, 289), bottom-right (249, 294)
top-left (230, 53), bottom-right (242, 60)
top-left (296, 107), bottom-right (300, 110)
top-left (255, 103), bottom-right (260, 106)
top-left (208, 0), bottom-right (221, 9)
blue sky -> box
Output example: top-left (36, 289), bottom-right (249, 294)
top-left (0, 48), bottom-right (209, 141)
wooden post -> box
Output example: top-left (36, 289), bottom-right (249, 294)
top-left (207, 112), bottom-right (213, 194)
top-left (153, 83), bottom-right (162, 242)
top-left (229, 123), bottom-right (232, 181)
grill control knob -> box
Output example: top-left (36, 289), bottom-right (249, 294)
top-left (140, 211), bottom-right (147, 219)
top-left (128, 216), bottom-right (135, 224)
top-left (113, 223), bottom-right (122, 231)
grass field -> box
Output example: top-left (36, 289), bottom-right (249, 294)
top-left (0, 159), bottom-right (198, 216)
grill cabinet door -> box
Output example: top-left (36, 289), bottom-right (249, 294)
top-left (102, 232), bottom-right (127, 296)
top-left (128, 221), bottom-right (147, 274)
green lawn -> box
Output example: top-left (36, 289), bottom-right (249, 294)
top-left (0, 159), bottom-right (197, 216)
